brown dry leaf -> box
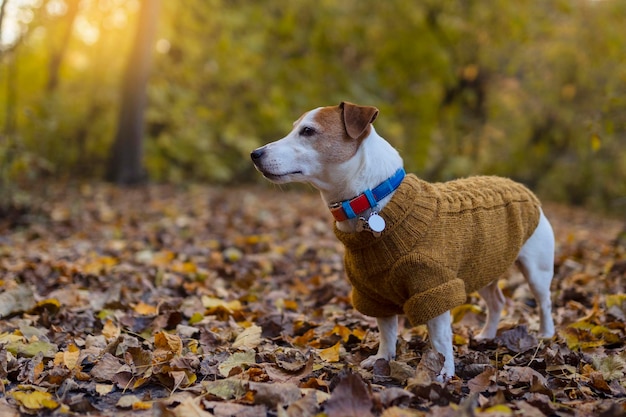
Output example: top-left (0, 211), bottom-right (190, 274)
top-left (0, 285), bottom-right (35, 318)
top-left (154, 331), bottom-right (183, 358)
top-left (468, 367), bottom-right (497, 394)
top-left (248, 381), bottom-right (301, 407)
top-left (325, 371), bottom-right (374, 417)
top-left (102, 319), bottom-right (121, 340)
top-left (134, 301), bottom-right (158, 315)
top-left (174, 396), bottom-right (215, 417)
top-left (496, 326), bottom-right (537, 353)
top-left (265, 354), bottom-right (314, 383)
top-left (91, 353), bottom-right (128, 382)
top-left (285, 390), bottom-right (318, 417)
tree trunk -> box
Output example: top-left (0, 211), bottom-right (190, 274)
top-left (105, 0), bottom-right (160, 184)
top-left (46, 0), bottom-right (80, 92)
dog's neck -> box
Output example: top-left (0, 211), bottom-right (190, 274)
top-left (319, 127), bottom-right (404, 233)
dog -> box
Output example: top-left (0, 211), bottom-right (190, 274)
top-left (251, 102), bottom-right (555, 380)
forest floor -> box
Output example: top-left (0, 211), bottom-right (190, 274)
top-left (0, 182), bottom-right (625, 417)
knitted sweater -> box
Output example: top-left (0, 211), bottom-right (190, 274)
top-left (334, 174), bottom-right (541, 326)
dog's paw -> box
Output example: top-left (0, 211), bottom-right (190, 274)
top-left (474, 330), bottom-right (497, 341)
top-left (360, 354), bottom-right (393, 369)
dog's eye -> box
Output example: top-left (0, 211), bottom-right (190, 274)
top-left (299, 126), bottom-right (316, 137)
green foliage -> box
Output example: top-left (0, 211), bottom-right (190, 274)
top-left (1, 0), bottom-right (625, 210)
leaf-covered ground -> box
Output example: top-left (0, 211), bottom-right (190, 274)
top-left (1, 183), bottom-right (625, 417)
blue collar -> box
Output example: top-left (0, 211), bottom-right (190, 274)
top-left (329, 168), bottom-right (406, 221)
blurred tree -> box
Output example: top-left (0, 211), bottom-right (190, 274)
top-left (0, 0), bottom-right (624, 210)
top-left (105, 0), bottom-right (160, 184)
top-left (46, 0), bottom-right (79, 92)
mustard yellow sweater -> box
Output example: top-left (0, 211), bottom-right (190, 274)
top-left (334, 174), bottom-right (541, 326)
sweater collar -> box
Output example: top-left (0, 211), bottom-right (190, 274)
top-left (334, 174), bottom-right (438, 250)
top-left (329, 168), bottom-right (406, 222)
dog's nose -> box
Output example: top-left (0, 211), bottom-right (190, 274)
top-left (250, 148), bottom-right (265, 161)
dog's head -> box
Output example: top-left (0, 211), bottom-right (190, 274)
top-left (251, 102), bottom-right (379, 189)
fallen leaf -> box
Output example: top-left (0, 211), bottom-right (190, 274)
top-left (248, 381), bottom-right (301, 407)
top-left (319, 342), bottom-right (341, 363)
top-left (496, 326), bottom-right (537, 353)
top-left (286, 390), bottom-right (318, 417)
top-left (233, 325), bottom-right (262, 349)
top-left (203, 378), bottom-right (247, 400)
top-left (468, 367), bottom-right (497, 394)
top-left (11, 390), bottom-right (59, 410)
top-left (95, 384), bottom-right (114, 396)
top-left (117, 394), bottom-right (142, 408)
top-left (325, 371), bottom-right (374, 417)
top-left (154, 331), bottom-right (183, 357)
top-left (0, 285), bottom-right (35, 318)
top-left (218, 351), bottom-right (256, 377)
top-left (102, 319), bottom-right (121, 340)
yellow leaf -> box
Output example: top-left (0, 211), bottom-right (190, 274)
top-left (453, 334), bottom-right (468, 346)
top-left (327, 325), bottom-right (351, 342)
top-left (351, 328), bottom-right (366, 341)
top-left (172, 261), bottom-right (197, 274)
top-left (232, 325), bottom-right (262, 349)
top-left (12, 390), bottom-right (59, 410)
top-left (134, 301), bottom-right (158, 316)
top-left (482, 404), bottom-right (513, 414)
top-left (61, 344), bottom-right (81, 370)
top-left (451, 304), bottom-right (482, 324)
top-left (102, 319), bottom-right (121, 340)
top-left (606, 294), bottom-right (626, 309)
top-left (189, 312), bottom-right (204, 325)
top-left (0, 332), bottom-right (25, 344)
top-left (319, 342), bottom-right (341, 363)
top-left (132, 401), bottom-right (153, 410)
top-left (201, 296), bottom-right (242, 313)
top-left (590, 133), bottom-right (601, 152)
top-left (283, 300), bottom-right (298, 311)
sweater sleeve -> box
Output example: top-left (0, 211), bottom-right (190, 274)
top-left (390, 254), bottom-right (467, 326)
top-left (351, 287), bottom-right (404, 318)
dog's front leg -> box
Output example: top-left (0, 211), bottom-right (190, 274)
top-left (360, 315), bottom-right (398, 368)
top-left (427, 311), bottom-right (455, 380)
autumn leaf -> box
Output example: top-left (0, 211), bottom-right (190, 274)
top-left (154, 331), bottom-right (183, 358)
top-left (11, 390), bottom-right (58, 411)
top-left (325, 371), bottom-right (374, 417)
top-left (319, 342), bottom-right (341, 363)
top-left (54, 344), bottom-right (80, 370)
top-left (0, 285), bottom-right (35, 318)
top-left (218, 351), bottom-right (256, 377)
top-left (232, 324), bottom-right (262, 349)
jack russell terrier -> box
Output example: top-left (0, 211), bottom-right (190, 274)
top-left (251, 102), bottom-right (555, 380)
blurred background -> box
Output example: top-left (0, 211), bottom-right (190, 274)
top-left (0, 0), bottom-right (625, 212)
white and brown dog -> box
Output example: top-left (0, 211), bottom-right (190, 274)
top-left (251, 102), bottom-right (555, 380)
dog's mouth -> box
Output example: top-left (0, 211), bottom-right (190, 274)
top-left (262, 171), bottom-right (303, 181)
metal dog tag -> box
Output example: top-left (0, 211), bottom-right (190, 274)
top-left (368, 213), bottom-right (385, 233)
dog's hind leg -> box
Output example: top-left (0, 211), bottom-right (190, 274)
top-left (516, 210), bottom-right (555, 338)
top-left (427, 310), bottom-right (455, 380)
top-left (475, 281), bottom-right (505, 340)
top-left (361, 315), bottom-right (398, 369)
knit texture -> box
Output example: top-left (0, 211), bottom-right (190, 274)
top-left (334, 174), bottom-right (541, 326)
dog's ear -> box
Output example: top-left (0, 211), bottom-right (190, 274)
top-left (340, 102), bottom-right (379, 140)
